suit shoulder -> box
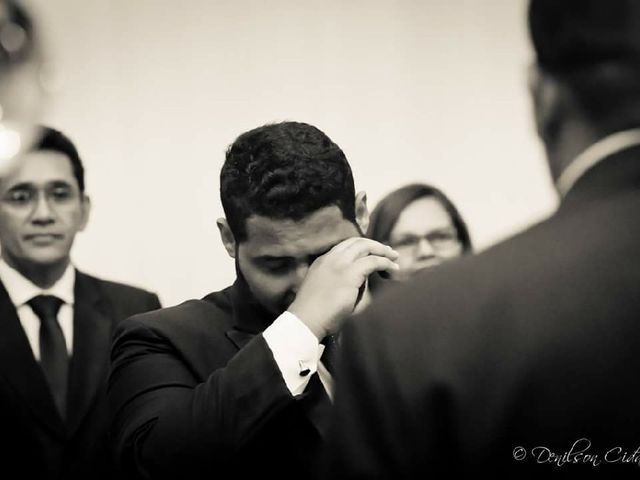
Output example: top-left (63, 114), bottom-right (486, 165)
top-left (127, 298), bottom-right (223, 325)
top-left (77, 271), bottom-right (160, 308)
top-left (116, 290), bottom-right (234, 342)
top-left (367, 215), bottom-right (557, 309)
top-left (352, 216), bottom-right (562, 344)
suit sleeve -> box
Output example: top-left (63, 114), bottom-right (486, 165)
top-left (323, 310), bottom-right (457, 479)
top-left (108, 316), bottom-right (294, 479)
top-left (323, 316), bottom-right (402, 479)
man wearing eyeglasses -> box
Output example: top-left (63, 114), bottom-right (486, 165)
top-left (0, 126), bottom-right (161, 479)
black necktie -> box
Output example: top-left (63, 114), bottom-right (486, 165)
top-left (321, 334), bottom-right (340, 376)
top-left (28, 295), bottom-right (67, 420)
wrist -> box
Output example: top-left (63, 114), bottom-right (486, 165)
top-left (288, 302), bottom-right (326, 340)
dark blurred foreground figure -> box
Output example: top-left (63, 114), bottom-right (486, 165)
top-left (0, 0), bottom-right (46, 172)
top-left (0, 126), bottom-right (161, 479)
top-left (108, 122), bottom-right (397, 479)
top-left (326, 0), bottom-right (640, 477)
top-left (367, 183), bottom-right (471, 294)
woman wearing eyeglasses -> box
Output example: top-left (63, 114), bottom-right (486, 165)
top-left (367, 183), bottom-right (472, 293)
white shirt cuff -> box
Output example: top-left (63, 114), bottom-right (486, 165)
top-left (263, 311), bottom-right (323, 396)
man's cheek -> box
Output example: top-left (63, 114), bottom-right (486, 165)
top-left (249, 273), bottom-right (283, 297)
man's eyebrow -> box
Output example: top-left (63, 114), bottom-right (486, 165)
top-left (5, 182), bottom-right (35, 191)
top-left (49, 180), bottom-right (74, 188)
top-left (255, 245), bottom-right (336, 263)
top-left (6, 180), bottom-right (74, 191)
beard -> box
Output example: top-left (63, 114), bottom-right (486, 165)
top-left (234, 255), bottom-right (292, 317)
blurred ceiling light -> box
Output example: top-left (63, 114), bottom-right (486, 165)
top-left (0, 0), bottom-right (46, 174)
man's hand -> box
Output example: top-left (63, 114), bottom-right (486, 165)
top-left (288, 237), bottom-right (399, 340)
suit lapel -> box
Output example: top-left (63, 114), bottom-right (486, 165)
top-left (223, 278), bottom-right (271, 356)
top-left (66, 271), bottom-right (112, 435)
top-left (0, 281), bottom-right (66, 438)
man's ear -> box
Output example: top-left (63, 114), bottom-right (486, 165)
top-left (78, 194), bottom-right (91, 232)
top-left (528, 65), bottom-right (563, 141)
top-left (216, 218), bottom-right (236, 258)
top-left (354, 191), bottom-right (369, 235)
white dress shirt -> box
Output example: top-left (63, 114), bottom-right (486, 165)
top-left (0, 259), bottom-right (75, 360)
top-left (263, 311), bottom-right (334, 400)
top-left (262, 284), bottom-right (372, 401)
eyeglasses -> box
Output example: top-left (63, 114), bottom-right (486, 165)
top-left (388, 229), bottom-right (461, 252)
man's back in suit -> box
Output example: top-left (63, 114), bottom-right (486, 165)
top-left (326, 1), bottom-right (640, 477)
top-left (328, 147), bottom-right (640, 477)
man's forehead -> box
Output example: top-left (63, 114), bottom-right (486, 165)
top-left (1, 151), bottom-right (75, 188)
top-left (242, 206), bottom-right (359, 257)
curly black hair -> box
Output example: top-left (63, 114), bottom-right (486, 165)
top-left (220, 121), bottom-right (356, 242)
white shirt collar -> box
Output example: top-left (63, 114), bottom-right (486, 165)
top-left (0, 258), bottom-right (75, 307)
top-left (556, 128), bottom-right (640, 198)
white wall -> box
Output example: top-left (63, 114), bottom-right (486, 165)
top-left (25, 0), bottom-right (557, 306)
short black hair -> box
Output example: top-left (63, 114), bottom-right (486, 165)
top-left (32, 126), bottom-right (85, 193)
top-left (367, 183), bottom-right (472, 253)
top-left (529, 0), bottom-right (640, 133)
top-left (220, 121), bottom-right (356, 242)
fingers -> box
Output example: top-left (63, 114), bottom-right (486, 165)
top-left (353, 255), bottom-right (400, 280)
top-left (332, 237), bottom-right (399, 261)
top-left (329, 236), bottom-right (364, 254)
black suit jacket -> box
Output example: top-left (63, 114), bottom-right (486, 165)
top-left (326, 145), bottom-right (640, 478)
top-left (0, 270), bottom-right (160, 480)
top-left (109, 278), bottom-right (331, 479)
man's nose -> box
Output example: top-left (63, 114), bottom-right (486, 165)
top-left (31, 194), bottom-right (55, 225)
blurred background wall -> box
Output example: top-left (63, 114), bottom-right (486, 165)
top-left (25, 0), bottom-right (556, 306)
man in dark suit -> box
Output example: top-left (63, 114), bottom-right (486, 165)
top-left (326, 0), bottom-right (640, 478)
top-left (109, 122), bottom-right (399, 479)
top-left (0, 126), bottom-right (161, 479)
